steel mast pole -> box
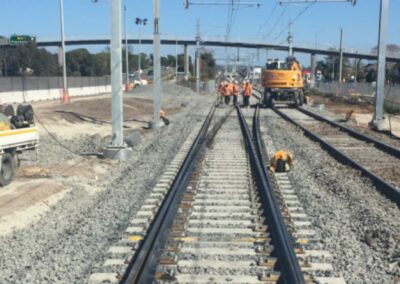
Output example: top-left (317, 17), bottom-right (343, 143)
top-left (150, 0), bottom-right (163, 128)
top-left (372, 0), bottom-right (388, 130)
top-left (59, 0), bottom-right (69, 103)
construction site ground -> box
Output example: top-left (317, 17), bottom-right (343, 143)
top-left (309, 94), bottom-right (400, 138)
top-left (0, 84), bottom-right (213, 237)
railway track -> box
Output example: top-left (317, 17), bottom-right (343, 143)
top-left (272, 106), bottom-right (400, 205)
top-left (89, 103), bottom-right (345, 284)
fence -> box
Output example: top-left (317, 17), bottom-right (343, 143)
top-left (314, 81), bottom-right (400, 106)
top-left (0, 76), bottom-right (111, 104)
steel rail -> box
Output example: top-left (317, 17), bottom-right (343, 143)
top-left (121, 105), bottom-right (216, 284)
top-left (297, 106), bottom-right (400, 159)
top-left (273, 107), bottom-right (400, 206)
top-left (236, 106), bottom-right (306, 284)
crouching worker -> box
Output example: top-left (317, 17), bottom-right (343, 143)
top-left (160, 110), bottom-right (170, 126)
top-left (269, 150), bottom-right (294, 172)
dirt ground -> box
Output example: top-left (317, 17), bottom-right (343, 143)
top-left (0, 92), bottom-right (182, 236)
top-left (310, 95), bottom-right (400, 137)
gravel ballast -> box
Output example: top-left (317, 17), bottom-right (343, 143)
top-left (0, 86), bottom-right (214, 283)
top-left (262, 109), bottom-right (400, 283)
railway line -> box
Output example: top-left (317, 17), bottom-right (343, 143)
top-left (89, 103), bottom-right (347, 284)
top-left (271, 106), bottom-right (400, 205)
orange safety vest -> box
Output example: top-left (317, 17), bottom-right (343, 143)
top-left (232, 84), bottom-right (239, 96)
top-left (243, 84), bottom-right (252, 97)
top-left (223, 85), bottom-right (232, 97)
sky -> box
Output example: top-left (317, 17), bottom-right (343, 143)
top-left (0, 0), bottom-right (399, 66)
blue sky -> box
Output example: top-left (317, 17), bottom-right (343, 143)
top-left (0, 0), bottom-right (399, 66)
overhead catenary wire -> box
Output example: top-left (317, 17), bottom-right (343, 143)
top-left (255, 3), bottom-right (278, 39)
top-left (271, 2), bottom-right (315, 43)
top-left (261, 4), bottom-right (288, 41)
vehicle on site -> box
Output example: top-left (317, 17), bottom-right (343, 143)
top-left (262, 57), bottom-right (305, 107)
top-left (0, 104), bottom-right (39, 186)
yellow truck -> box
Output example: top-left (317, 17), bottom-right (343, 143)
top-left (262, 57), bottom-right (305, 107)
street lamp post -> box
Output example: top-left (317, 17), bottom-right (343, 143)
top-left (135, 17), bottom-right (147, 79)
top-left (59, 0), bottom-right (69, 103)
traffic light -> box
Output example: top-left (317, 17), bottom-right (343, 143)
top-left (183, 0), bottom-right (189, 9)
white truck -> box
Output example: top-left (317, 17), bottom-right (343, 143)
top-left (0, 104), bottom-right (39, 186)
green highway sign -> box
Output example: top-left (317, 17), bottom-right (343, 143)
top-left (9, 35), bottom-right (36, 45)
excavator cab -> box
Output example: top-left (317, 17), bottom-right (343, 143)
top-left (262, 56), bottom-right (305, 108)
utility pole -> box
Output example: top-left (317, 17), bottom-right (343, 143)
top-left (103, 0), bottom-right (132, 160)
top-left (339, 27), bottom-right (344, 83)
top-left (372, 0), bottom-right (388, 130)
top-left (150, 0), bottom-right (163, 128)
top-left (288, 21), bottom-right (293, 57)
top-left (59, 0), bottom-right (69, 103)
top-left (124, 4), bottom-right (129, 91)
top-left (196, 18), bottom-right (201, 93)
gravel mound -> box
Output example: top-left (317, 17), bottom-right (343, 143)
top-left (262, 109), bottom-right (400, 283)
top-left (0, 88), bottom-right (214, 283)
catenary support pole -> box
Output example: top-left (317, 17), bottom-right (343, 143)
top-left (184, 44), bottom-right (189, 80)
top-left (310, 53), bottom-right (316, 87)
top-left (150, 0), bottom-right (163, 128)
top-left (196, 18), bottom-right (201, 93)
top-left (110, 0), bottom-right (124, 146)
top-left (124, 4), bottom-right (129, 91)
top-left (339, 27), bottom-right (344, 83)
top-left (288, 21), bottom-right (293, 57)
top-left (103, 0), bottom-right (132, 160)
top-left (175, 40), bottom-right (178, 80)
top-left (372, 0), bottom-right (388, 130)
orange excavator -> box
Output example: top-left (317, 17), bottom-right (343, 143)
top-left (262, 57), bottom-right (305, 107)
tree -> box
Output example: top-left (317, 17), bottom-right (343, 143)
top-left (200, 50), bottom-right (216, 80)
top-left (66, 48), bottom-right (95, 76)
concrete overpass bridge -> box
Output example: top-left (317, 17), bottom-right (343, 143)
top-left (33, 35), bottom-right (400, 64)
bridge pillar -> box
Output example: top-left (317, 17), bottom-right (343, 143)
top-left (310, 53), bottom-right (316, 88)
top-left (184, 44), bottom-right (189, 80)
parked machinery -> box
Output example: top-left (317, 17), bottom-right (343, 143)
top-left (0, 103), bottom-right (38, 186)
top-left (262, 57), bottom-right (305, 107)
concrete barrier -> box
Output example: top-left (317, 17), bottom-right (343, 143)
top-left (0, 85), bottom-right (112, 104)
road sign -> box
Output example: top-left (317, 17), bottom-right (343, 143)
top-left (9, 35), bottom-right (36, 45)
